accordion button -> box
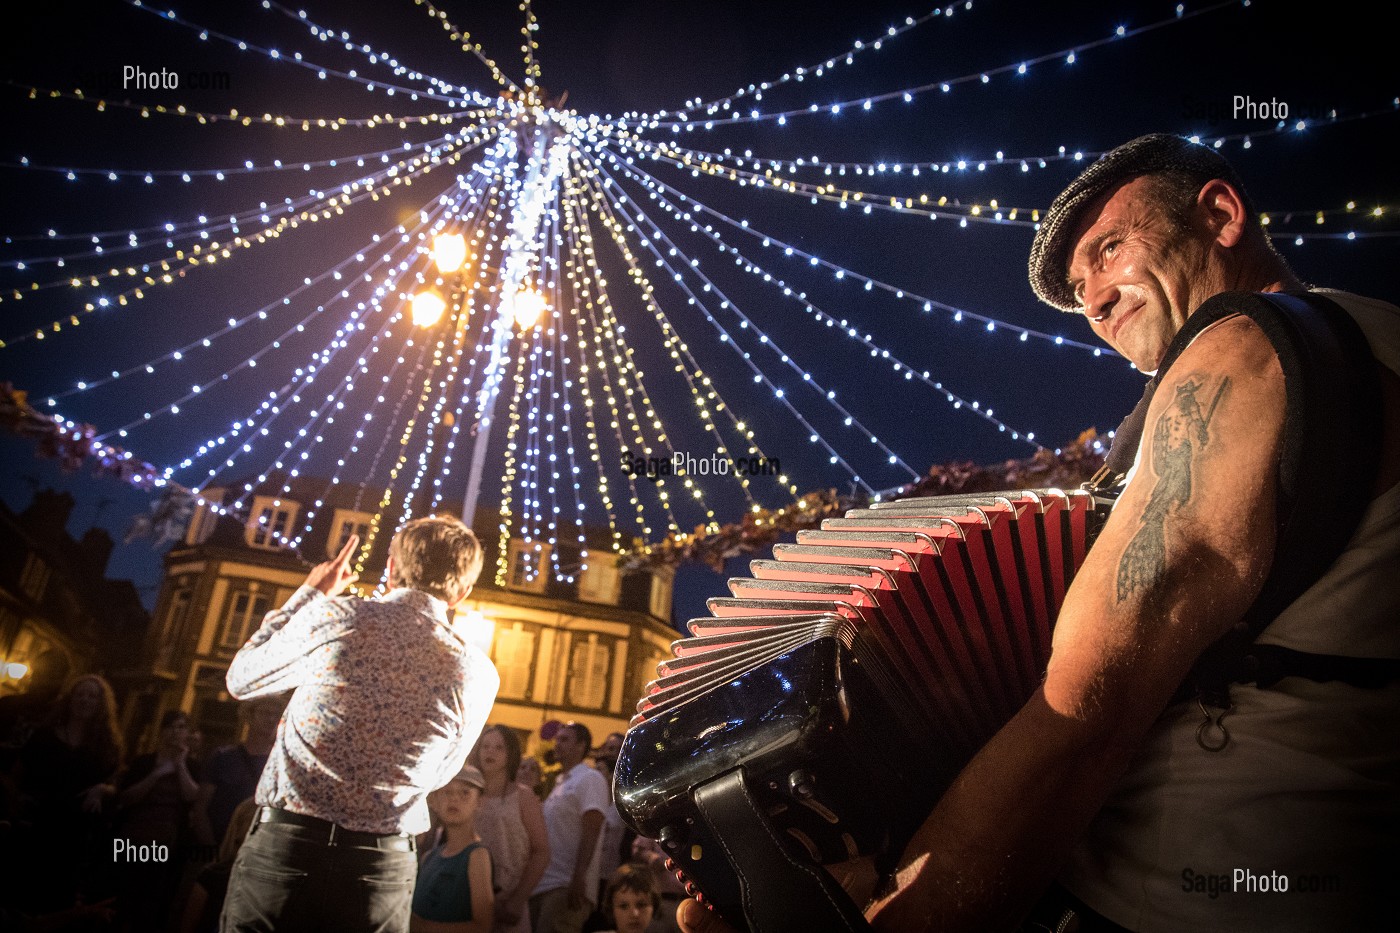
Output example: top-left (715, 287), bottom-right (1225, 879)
top-left (684, 882), bottom-right (698, 897)
top-left (659, 824), bottom-right (685, 853)
top-left (664, 857), bottom-right (676, 872)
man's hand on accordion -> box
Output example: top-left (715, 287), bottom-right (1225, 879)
top-left (675, 857), bottom-right (882, 933)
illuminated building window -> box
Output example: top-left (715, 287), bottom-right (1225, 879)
top-left (576, 558), bottom-right (620, 605)
top-left (245, 496), bottom-right (299, 549)
top-left (19, 553), bottom-right (51, 602)
top-left (156, 588), bottom-right (194, 670)
top-left (328, 509), bottom-right (373, 559)
top-left (505, 539), bottom-right (551, 594)
top-left (491, 621), bottom-right (539, 701)
top-left (565, 632), bottom-right (614, 710)
top-left (219, 589), bottom-right (270, 650)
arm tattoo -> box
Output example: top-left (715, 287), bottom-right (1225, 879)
top-left (1116, 374), bottom-right (1231, 602)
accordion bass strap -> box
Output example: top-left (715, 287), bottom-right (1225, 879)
top-left (692, 768), bottom-right (871, 933)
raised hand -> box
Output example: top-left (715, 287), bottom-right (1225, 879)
top-left (306, 533), bottom-right (361, 597)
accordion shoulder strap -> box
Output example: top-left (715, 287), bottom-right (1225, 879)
top-left (1155, 290), bottom-right (1383, 698)
top-left (692, 769), bottom-right (871, 933)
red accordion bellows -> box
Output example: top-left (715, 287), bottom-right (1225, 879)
top-left (634, 487), bottom-right (1107, 764)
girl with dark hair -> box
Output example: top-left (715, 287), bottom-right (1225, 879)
top-left (469, 724), bottom-right (549, 933)
top-left (12, 673), bottom-right (126, 913)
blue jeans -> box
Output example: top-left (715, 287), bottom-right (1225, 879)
top-left (220, 819), bottom-right (417, 933)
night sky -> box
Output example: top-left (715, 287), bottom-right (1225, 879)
top-left (1, 0), bottom-right (1395, 627)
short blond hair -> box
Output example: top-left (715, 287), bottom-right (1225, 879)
top-left (388, 515), bottom-right (484, 603)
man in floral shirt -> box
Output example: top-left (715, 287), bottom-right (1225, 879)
top-left (221, 515), bottom-right (499, 933)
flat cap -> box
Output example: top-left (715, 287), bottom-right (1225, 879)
top-left (1028, 134), bottom-right (1254, 312)
top-left (450, 763), bottom-right (485, 790)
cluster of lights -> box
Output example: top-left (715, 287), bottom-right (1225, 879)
top-left (520, 0), bottom-right (543, 92)
top-left (599, 155), bottom-right (1047, 445)
top-left (0, 126), bottom-right (497, 344)
top-left (590, 142), bottom-right (1113, 357)
top-left (606, 128), bottom-right (1041, 227)
top-left (560, 191), bottom-right (671, 540)
top-left (584, 154), bottom-right (916, 494)
top-left (574, 160), bottom-right (790, 518)
top-left (14, 0), bottom-right (1391, 590)
top-left (560, 183), bottom-right (703, 535)
top-left (610, 99), bottom-right (1400, 179)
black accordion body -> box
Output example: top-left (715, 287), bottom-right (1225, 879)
top-left (614, 488), bottom-right (1113, 933)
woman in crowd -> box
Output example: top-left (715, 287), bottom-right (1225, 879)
top-left (412, 763), bottom-right (494, 933)
top-left (516, 753), bottom-right (543, 799)
top-left (114, 708), bottom-right (201, 931)
top-left (469, 724), bottom-right (549, 933)
top-left (13, 673), bottom-right (125, 913)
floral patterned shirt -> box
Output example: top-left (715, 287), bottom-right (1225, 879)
top-left (226, 585), bottom-right (499, 834)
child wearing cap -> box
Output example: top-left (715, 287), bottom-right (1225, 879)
top-left (411, 764), bottom-right (495, 933)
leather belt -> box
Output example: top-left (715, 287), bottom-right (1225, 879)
top-left (256, 806), bottom-right (415, 851)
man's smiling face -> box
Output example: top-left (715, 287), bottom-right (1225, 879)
top-left (1066, 175), bottom-right (1213, 373)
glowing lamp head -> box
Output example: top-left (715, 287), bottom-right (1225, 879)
top-left (506, 287), bottom-right (547, 330)
top-left (410, 290), bottom-right (447, 328)
top-left (431, 233), bottom-right (467, 273)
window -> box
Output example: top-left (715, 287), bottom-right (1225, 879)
top-left (245, 496), bottom-right (298, 549)
top-left (491, 621), bottom-right (539, 701)
top-left (328, 509), bottom-right (373, 559)
top-left (156, 588), bottom-right (194, 670)
top-left (185, 486), bottom-right (225, 545)
top-left (505, 540), bottom-right (551, 594)
top-left (576, 558), bottom-right (620, 605)
top-left (19, 553), bottom-right (50, 602)
top-left (219, 589), bottom-right (270, 650)
top-left (649, 568), bottom-right (674, 622)
top-left (565, 632), bottom-right (613, 710)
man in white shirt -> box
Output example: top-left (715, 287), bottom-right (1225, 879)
top-left (222, 517), bottom-right (499, 933)
top-left (531, 721), bottom-right (609, 933)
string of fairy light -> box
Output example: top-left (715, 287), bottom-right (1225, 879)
top-left (4, 0), bottom-right (1393, 586)
top-left (618, 0), bottom-right (1240, 130)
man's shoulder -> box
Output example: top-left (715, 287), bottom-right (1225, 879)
top-left (566, 763), bottom-right (611, 797)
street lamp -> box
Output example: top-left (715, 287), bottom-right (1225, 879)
top-left (410, 290), bottom-right (447, 328)
top-left (459, 609), bottom-right (495, 653)
top-left (431, 233), bottom-right (468, 274)
top-left (504, 286), bottom-right (547, 330)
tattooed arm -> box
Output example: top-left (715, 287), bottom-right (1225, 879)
top-left (866, 315), bottom-right (1283, 933)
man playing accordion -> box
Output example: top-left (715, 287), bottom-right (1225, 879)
top-left (678, 135), bottom-right (1400, 933)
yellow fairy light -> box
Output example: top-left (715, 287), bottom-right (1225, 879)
top-left (411, 290), bottom-right (447, 327)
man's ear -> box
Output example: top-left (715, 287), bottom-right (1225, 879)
top-left (1195, 178), bottom-right (1248, 248)
top-left (447, 583), bottom-right (472, 610)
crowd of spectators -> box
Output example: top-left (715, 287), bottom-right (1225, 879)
top-left (2, 686), bottom-right (676, 933)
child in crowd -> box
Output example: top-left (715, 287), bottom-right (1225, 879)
top-left (411, 764), bottom-right (494, 933)
top-left (598, 866), bottom-right (660, 933)
top-left (178, 797), bottom-right (258, 933)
